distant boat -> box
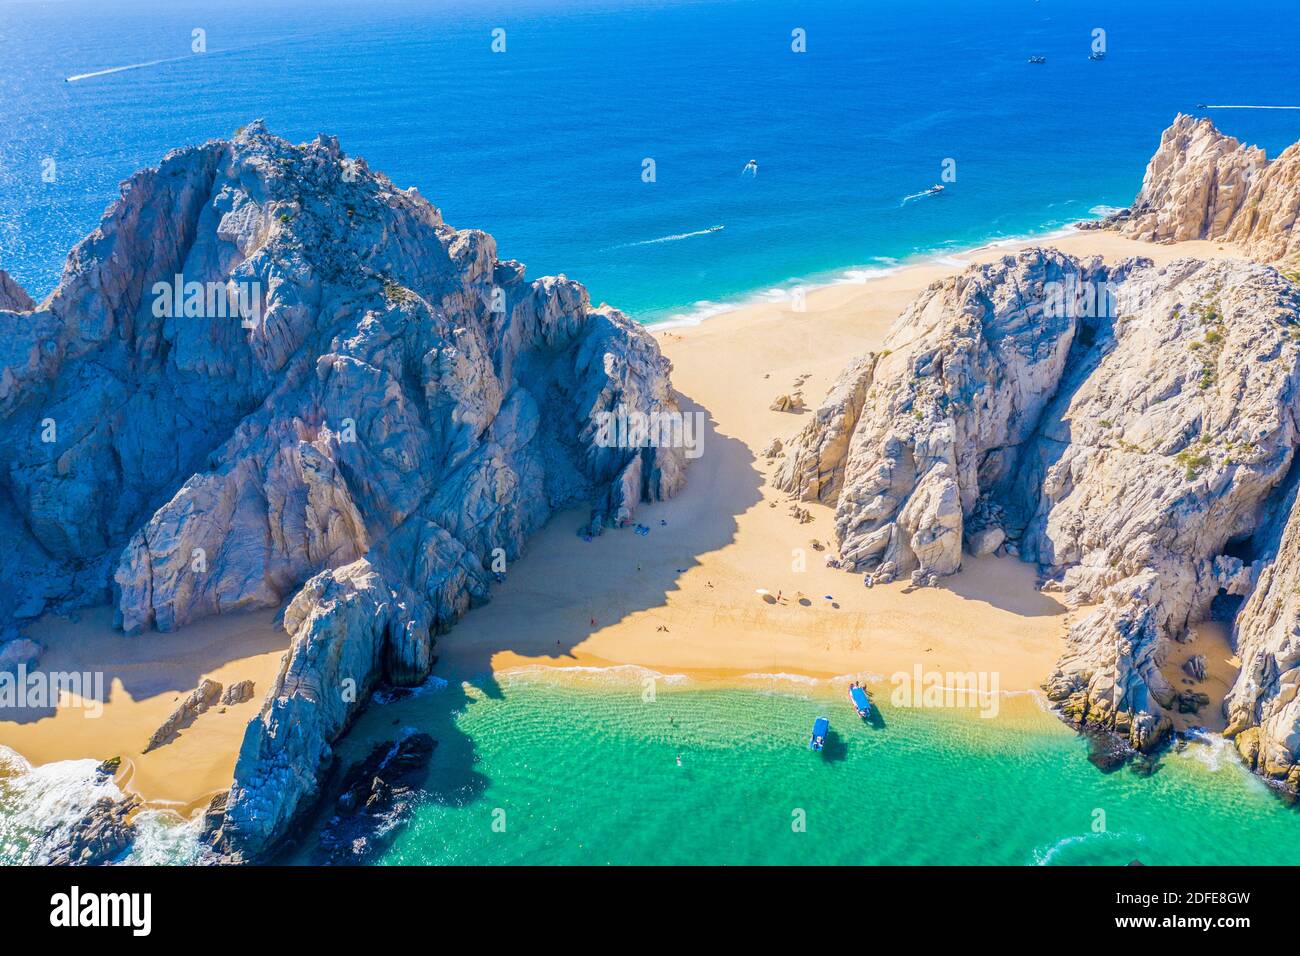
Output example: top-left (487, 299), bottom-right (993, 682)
top-left (1197, 103), bottom-right (1208, 109)
top-left (925, 183), bottom-right (945, 195)
top-left (1089, 51), bottom-right (1106, 61)
top-left (849, 683), bottom-right (872, 719)
top-left (707, 225), bottom-right (724, 233)
top-left (1028, 55), bottom-right (1047, 64)
top-left (809, 716), bottom-right (829, 751)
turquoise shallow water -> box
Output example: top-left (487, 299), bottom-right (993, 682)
top-left (299, 671), bottom-right (1300, 866)
top-left (4, 670), bottom-right (1299, 865)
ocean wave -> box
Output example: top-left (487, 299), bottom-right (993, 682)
top-left (1177, 728), bottom-right (1239, 774)
top-left (374, 674), bottom-right (450, 705)
top-left (498, 662), bottom-right (691, 687)
top-left (0, 745), bottom-right (205, 865)
top-left (1089, 204), bottom-right (1124, 217)
top-left (1032, 829), bottom-right (1141, 866)
top-left (0, 747), bottom-right (123, 864)
top-left (643, 223), bottom-right (1084, 331)
top-left (122, 809), bottom-right (206, 865)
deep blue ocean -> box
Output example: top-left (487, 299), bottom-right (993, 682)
top-left (2, 0), bottom-right (1298, 322)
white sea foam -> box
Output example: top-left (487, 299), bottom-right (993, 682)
top-left (1031, 829), bottom-right (1138, 866)
top-left (0, 747), bottom-right (122, 864)
top-left (644, 223), bottom-right (1085, 331)
top-left (373, 673), bottom-right (450, 704)
top-left (1177, 728), bottom-right (1240, 774)
top-left (0, 745), bottom-right (205, 864)
top-left (499, 663), bottom-right (691, 687)
top-left (122, 809), bottom-right (205, 865)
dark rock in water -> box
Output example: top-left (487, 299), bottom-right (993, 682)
top-left (315, 733), bottom-right (436, 865)
top-left (45, 794), bottom-right (140, 865)
top-left (1129, 752), bottom-right (1158, 777)
top-left (1085, 729), bottom-right (1132, 773)
top-left (95, 756), bottom-right (121, 776)
top-left (1126, 859), bottom-right (1145, 866)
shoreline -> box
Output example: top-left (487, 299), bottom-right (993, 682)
top-left (0, 606), bottom-right (287, 815)
top-left (634, 213), bottom-right (1118, 331)
top-left (0, 228), bottom-right (1252, 828)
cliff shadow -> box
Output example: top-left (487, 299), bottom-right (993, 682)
top-left (0, 605), bottom-right (288, 728)
top-left (296, 392), bottom-right (764, 856)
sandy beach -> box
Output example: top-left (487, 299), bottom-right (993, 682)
top-left (436, 232), bottom-right (1248, 692)
top-left (0, 229), bottom-right (1249, 812)
top-left (0, 607), bottom-right (286, 812)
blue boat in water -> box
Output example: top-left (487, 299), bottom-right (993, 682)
top-left (849, 682), bottom-right (872, 719)
top-left (809, 716), bottom-right (829, 751)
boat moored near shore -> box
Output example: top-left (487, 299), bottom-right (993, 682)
top-left (849, 683), bottom-right (873, 720)
top-left (809, 716), bottom-right (829, 751)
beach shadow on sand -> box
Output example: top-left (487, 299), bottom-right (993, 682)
top-left (0, 606), bottom-right (288, 726)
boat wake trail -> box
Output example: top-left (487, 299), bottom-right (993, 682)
top-left (1201, 105), bottom-right (1300, 110)
top-left (612, 226), bottom-right (724, 249)
top-left (66, 56), bottom-right (188, 82)
top-left (66, 37), bottom-right (296, 82)
top-left (900, 190), bottom-right (940, 206)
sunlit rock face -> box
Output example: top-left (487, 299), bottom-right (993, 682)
top-left (1102, 113), bottom-right (1300, 265)
top-left (0, 123), bottom-right (686, 858)
top-left (778, 247), bottom-right (1300, 781)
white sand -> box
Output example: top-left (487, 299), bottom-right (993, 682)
top-left (438, 232), bottom-right (1249, 691)
top-left (0, 606), bottom-right (287, 813)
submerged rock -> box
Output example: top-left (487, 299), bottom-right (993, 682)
top-left (314, 732), bottom-right (436, 865)
top-left (45, 794), bottom-right (141, 866)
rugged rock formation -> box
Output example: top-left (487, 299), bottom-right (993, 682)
top-left (221, 679), bottom-right (255, 706)
top-left (778, 250), bottom-right (1140, 585)
top-left (776, 248), bottom-right (1300, 769)
top-left (0, 122), bottom-right (686, 860)
top-left (1223, 480), bottom-right (1300, 791)
top-left (1089, 114), bottom-right (1300, 265)
top-left (0, 636), bottom-right (41, 674)
top-left (144, 678), bottom-right (223, 751)
top-left (314, 732), bottom-right (436, 865)
top-left (45, 794), bottom-right (141, 866)
top-left (0, 270), bottom-right (35, 313)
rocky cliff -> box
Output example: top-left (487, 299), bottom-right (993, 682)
top-left (776, 248), bottom-right (1300, 785)
top-left (0, 122), bottom-right (685, 859)
top-left (1091, 114), bottom-right (1300, 266)
top-left (1223, 478), bottom-right (1300, 792)
top-left (0, 270), bottom-right (35, 313)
